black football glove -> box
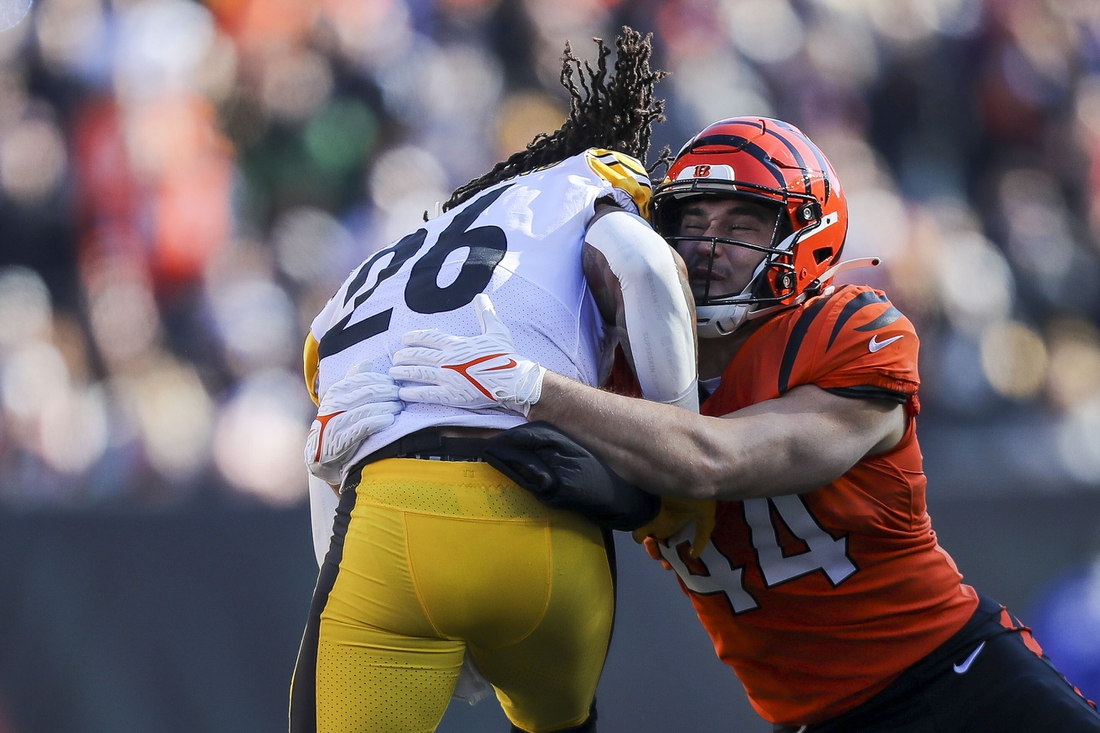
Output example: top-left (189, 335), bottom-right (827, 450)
top-left (482, 421), bottom-right (660, 532)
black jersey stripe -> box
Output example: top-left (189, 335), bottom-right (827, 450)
top-left (854, 306), bottom-right (903, 332)
top-left (592, 152), bottom-right (651, 184)
top-left (827, 290), bottom-right (890, 350)
top-left (615, 156), bottom-right (649, 178)
top-left (598, 168), bottom-right (652, 188)
top-left (824, 385), bottom-right (909, 404)
top-left (779, 296), bottom-right (831, 395)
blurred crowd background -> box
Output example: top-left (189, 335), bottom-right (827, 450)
top-left (0, 0), bottom-right (1099, 730)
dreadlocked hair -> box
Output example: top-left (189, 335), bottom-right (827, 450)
top-left (442, 26), bottom-right (668, 212)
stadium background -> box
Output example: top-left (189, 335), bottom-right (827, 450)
top-left (0, 0), bottom-right (1098, 730)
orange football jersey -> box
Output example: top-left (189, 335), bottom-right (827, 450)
top-left (655, 284), bottom-right (978, 725)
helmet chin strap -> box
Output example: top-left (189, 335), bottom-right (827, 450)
top-left (696, 303), bottom-right (749, 338)
top-left (695, 256), bottom-right (882, 339)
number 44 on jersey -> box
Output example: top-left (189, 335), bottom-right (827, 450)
top-left (658, 495), bottom-right (858, 614)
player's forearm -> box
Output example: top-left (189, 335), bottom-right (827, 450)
top-left (530, 376), bottom-right (877, 501)
top-left (530, 372), bottom-right (731, 499)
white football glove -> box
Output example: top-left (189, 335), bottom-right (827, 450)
top-left (390, 294), bottom-right (547, 416)
top-left (305, 362), bottom-right (403, 485)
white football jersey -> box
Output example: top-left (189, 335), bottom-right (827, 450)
top-left (306, 148), bottom-right (653, 471)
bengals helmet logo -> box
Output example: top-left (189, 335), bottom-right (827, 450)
top-left (693, 165), bottom-right (711, 178)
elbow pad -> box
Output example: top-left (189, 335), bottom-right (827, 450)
top-left (585, 210), bottom-right (698, 411)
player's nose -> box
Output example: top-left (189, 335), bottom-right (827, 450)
top-left (684, 232), bottom-right (722, 260)
top-left (702, 219), bottom-right (725, 238)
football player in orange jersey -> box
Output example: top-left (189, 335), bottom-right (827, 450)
top-left (387, 117), bottom-right (1100, 732)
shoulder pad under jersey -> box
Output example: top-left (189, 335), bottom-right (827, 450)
top-left (584, 148), bottom-right (653, 219)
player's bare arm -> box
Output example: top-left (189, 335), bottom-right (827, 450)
top-left (392, 294), bottom-right (905, 502)
top-left (531, 371), bottom-right (906, 501)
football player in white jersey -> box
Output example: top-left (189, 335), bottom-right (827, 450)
top-left (289, 29), bottom-right (700, 733)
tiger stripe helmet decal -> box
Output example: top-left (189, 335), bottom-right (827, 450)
top-left (652, 117), bottom-right (849, 336)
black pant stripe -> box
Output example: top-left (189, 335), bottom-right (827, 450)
top-left (289, 488), bottom-right (358, 733)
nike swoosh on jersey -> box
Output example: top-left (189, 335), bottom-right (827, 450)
top-left (953, 641), bottom-right (986, 674)
top-left (868, 334), bottom-right (904, 353)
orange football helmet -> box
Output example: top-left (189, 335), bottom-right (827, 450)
top-left (652, 117), bottom-right (850, 337)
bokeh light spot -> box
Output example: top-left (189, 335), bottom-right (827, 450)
top-left (724, 0), bottom-right (804, 64)
top-left (980, 320), bottom-right (1048, 400)
top-left (209, 277), bottom-right (298, 375)
top-left (128, 361), bottom-right (214, 479)
top-left (304, 98), bottom-right (377, 174)
top-left (369, 144), bottom-right (448, 216)
top-left (261, 50), bottom-right (333, 121)
top-left (0, 0), bottom-right (32, 30)
top-left (0, 117), bottom-right (68, 203)
top-left (213, 369), bottom-right (310, 504)
top-left (0, 266), bottom-right (52, 349)
top-left (89, 278), bottom-right (161, 370)
top-left (39, 384), bottom-right (109, 474)
top-left (272, 206), bottom-right (354, 285)
top-left (495, 91), bottom-right (565, 162)
top-left (1058, 396), bottom-right (1100, 483)
top-left (112, 0), bottom-right (216, 101)
top-left (937, 233), bottom-right (1014, 334)
top-left (2, 341), bottom-right (69, 424)
top-left (1046, 319), bottom-right (1100, 410)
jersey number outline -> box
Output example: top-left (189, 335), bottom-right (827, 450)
top-left (658, 495), bottom-right (857, 615)
top-left (317, 186), bottom-right (511, 359)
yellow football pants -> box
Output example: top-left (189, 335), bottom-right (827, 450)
top-left (289, 458), bottom-right (615, 733)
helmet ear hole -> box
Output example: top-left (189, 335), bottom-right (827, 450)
top-left (813, 247), bottom-right (833, 265)
top-left (797, 201), bottom-right (822, 224)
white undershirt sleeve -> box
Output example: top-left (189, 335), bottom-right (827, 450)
top-left (584, 210), bottom-right (699, 412)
